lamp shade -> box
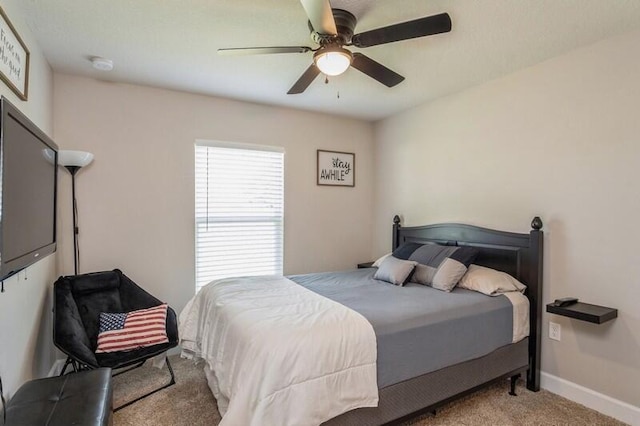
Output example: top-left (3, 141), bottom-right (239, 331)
top-left (58, 150), bottom-right (94, 168)
top-left (314, 47), bottom-right (353, 76)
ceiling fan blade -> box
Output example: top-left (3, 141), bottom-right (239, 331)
top-left (351, 53), bottom-right (404, 87)
top-left (218, 46), bottom-right (313, 56)
top-left (287, 64), bottom-right (321, 94)
top-left (351, 12), bottom-right (451, 48)
top-left (299, 0), bottom-right (337, 35)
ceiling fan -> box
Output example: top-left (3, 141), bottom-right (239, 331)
top-left (218, 0), bottom-right (452, 94)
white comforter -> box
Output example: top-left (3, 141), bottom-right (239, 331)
top-left (179, 275), bottom-right (378, 426)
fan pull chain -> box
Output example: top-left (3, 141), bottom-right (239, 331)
top-left (321, 75), bottom-right (340, 98)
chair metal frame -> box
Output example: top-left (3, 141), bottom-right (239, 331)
top-left (59, 354), bottom-right (176, 411)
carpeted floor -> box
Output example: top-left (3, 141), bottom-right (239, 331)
top-left (113, 356), bottom-right (625, 426)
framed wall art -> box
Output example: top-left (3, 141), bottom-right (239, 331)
top-left (317, 150), bottom-right (355, 187)
top-left (0, 6), bottom-right (29, 100)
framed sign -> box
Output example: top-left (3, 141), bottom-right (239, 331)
top-left (0, 7), bottom-right (29, 100)
top-left (317, 150), bottom-right (355, 187)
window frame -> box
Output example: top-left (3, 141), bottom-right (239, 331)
top-left (194, 140), bottom-right (285, 292)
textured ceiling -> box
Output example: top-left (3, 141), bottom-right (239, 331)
top-left (17, 0), bottom-right (640, 121)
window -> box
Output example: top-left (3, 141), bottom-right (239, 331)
top-left (195, 141), bottom-right (284, 292)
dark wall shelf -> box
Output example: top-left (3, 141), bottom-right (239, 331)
top-left (546, 302), bottom-right (617, 324)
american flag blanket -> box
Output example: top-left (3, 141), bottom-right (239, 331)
top-left (96, 304), bottom-right (169, 353)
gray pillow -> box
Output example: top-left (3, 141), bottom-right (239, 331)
top-left (373, 256), bottom-right (417, 286)
top-left (407, 244), bottom-right (479, 292)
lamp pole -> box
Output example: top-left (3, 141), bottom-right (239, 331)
top-left (58, 150), bottom-right (93, 276)
top-left (65, 166), bottom-right (80, 275)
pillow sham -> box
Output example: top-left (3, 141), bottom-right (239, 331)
top-left (400, 243), bottom-right (478, 292)
top-left (391, 242), bottom-right (424, 260)
top-left (373, 256), bottom-right (417, 286)
top-left (458, 264), bottom-right (527, 296)
top-left (96, 303), bottom-right (169, 353)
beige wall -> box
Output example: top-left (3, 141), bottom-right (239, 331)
top-left (52, 74), bottom-right (374, 316)
top-left (373, 29), bottom-right (640, 407)
top-left (0, 0), bottom-right (57, 397)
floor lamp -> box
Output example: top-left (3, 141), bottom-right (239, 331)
top-left (58, 150), bottom-right (94, 275)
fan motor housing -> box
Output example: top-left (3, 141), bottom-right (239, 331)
top-left (309, 9), bottom-right (357, 45)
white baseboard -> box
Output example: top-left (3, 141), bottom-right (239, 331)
top-left (541, 372), bottom-right (640, 426)
top-left (47, 359), bottom-right (66, 377)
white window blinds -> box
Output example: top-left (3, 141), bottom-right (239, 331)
top-left (195, 142), bottom-right (284, 292)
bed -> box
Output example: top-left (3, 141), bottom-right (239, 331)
top-left (180, 215), bottom-right (543, 426)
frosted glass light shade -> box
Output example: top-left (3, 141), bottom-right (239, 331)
top-left (314, 47), bottom-right (352, 76)
top-left (58, 150), bottom-right (94, 168)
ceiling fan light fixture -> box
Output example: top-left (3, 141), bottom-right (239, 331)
top-left (314, 47), bottom-right (352, 76)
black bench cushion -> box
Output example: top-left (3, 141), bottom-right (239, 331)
top-left (5, 368), bottom-right (112, 426)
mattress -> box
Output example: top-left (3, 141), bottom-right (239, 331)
top-left (289, 268), bottom-right (527, 388)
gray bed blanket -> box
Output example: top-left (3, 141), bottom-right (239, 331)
top-left (289, 268), bottom-right (513, 388)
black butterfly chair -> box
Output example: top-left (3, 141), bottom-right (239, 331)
top-left (53, 269), bottom-right (178, 411)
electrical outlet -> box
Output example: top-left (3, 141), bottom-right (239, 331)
top-left (549, 322), bottom-right (561, 341)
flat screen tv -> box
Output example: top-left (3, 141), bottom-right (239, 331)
top-left (0, 97), bottom-right (58, 281)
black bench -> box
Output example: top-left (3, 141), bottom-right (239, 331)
top-left (4, 368), bottom-right (112, 426)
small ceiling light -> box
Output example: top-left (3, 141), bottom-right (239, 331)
top-left (313, 46), bottom-right (352, 76)
top-left (91, 57), bottom-right (114, 71)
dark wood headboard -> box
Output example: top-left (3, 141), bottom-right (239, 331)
top-left (392, 215), bottom-right (543, 392)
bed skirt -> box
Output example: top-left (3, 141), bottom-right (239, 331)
top-left (323, 338), bottom-right (529, 426)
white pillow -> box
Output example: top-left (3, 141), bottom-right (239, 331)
top-left (372, 253), bottom-right (391, 267)
top-left (458, 264), bottom-right (526, 296)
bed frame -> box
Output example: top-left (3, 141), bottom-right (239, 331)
top-left (326, 215), bottom-right (543, 426)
